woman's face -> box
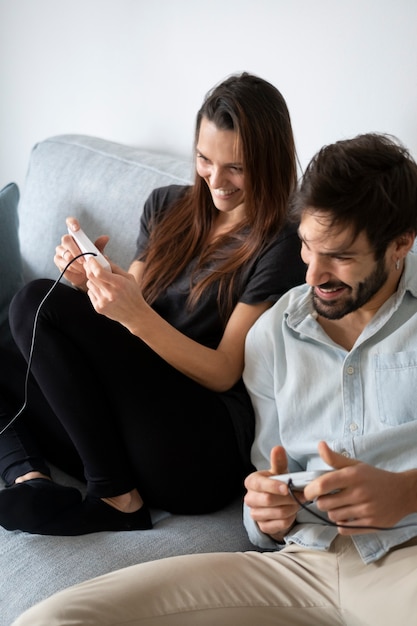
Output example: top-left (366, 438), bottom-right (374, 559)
top-left (196, 117), bottom-right (245, 219)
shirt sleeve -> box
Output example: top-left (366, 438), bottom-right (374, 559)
top-left (243, 502), bottom-right (281, 549)
top-left (242, 307), bottom-right (288, 549)
top-left (243, 308), bottom-right (281, 470)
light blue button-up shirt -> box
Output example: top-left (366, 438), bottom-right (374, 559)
top-left (243, 253), bottom-right (417, 564)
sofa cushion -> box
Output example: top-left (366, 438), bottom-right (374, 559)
top-left (0, 183), bottom-right (24, 346)
top-left (18, 135), bottom-right (193, 281)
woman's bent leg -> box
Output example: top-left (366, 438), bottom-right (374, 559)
top-left (0, 341), bottom-right (84, 533)
top-left (9, 279), bottom-right (247, 531)
top-left (0, 341), bottom-right (84, 484)
top-left (116, 362), bottom-right (244, 513)
top-left (10, 280), bottom-right (139, 497)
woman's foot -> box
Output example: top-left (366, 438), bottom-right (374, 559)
top-left (14, 471), bottom-right (51, 483)
top-left (38, 496), bottom-right (153, 535)
top-left (0, 478), bottom-right (82, 533)
top-left (101, 489), bottom-right (144, 514)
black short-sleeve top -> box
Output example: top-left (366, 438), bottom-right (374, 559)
top-left (134, 185), bottom-right (306, 470)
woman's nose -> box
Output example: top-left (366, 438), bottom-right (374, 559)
top-left (209, 166), bottom-right (224, 188)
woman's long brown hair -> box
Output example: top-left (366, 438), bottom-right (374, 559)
top-left (140, 73), bottom-right (297, 322)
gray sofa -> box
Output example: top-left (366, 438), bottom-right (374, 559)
top-left (0, 135), bottom-right (256, 626)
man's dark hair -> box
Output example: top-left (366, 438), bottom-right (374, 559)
top-left (290, 133), bottom-right (417, 259)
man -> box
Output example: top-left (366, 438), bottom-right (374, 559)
top-left (13, 133), bottom-right (417, 625)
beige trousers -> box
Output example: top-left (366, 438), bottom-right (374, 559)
top-left (13, 536), bottom-right (417, 626)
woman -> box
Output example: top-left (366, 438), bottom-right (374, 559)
top-left (0, 72), bottom-right (305, 535)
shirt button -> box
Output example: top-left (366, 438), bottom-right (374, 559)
top-left (346, 366), bottom-right (354, 375)
top-left (349, 423), bottom-right (358, 432)
top-left (341, 450), bottom-right (351, 458)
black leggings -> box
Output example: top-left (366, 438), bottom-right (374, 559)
top-left (5, 279), bottom-right (244, 514)
top-left (0, 341), bottom-right (84, 484)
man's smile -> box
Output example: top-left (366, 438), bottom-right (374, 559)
top-left (314, 284), bottom-right (349, 300)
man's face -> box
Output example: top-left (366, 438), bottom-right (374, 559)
top-left (298, 211), bottom-right (392, 320)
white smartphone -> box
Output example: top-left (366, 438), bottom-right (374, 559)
top-left (68, 226), bottom-right (111, 271)
top-left (270, 470), bottom-right (331, 490)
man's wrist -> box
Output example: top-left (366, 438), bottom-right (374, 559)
top-left (269, 520), bottom-right (297, 544)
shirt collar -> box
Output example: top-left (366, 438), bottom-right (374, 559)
top-left (285, 251), bottom-right (417, 334)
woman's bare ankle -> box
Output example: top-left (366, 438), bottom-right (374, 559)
top-left (101, 489), bottom-right (144, 513)
top-left (15, 472), bottom-right (51, 484)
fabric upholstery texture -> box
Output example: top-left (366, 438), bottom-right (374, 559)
top-left (18, 135), bottom-right (193, 280)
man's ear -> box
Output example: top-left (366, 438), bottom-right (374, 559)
top-left (394, 231), bottom-right (416, 257)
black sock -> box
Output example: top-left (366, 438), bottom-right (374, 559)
top-left (36, 495), bottom-right (153, 536)
top-left (0, 479), bottom-right (82, 533)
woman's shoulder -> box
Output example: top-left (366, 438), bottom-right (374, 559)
top-left (141, 184), bottom-right (191, 226)
top-left (257, 220), bottom-right (302, 265)
top-left (146, 184), bottom-right (191, 210)
top-left (268, 219), bottom-right (299, 245)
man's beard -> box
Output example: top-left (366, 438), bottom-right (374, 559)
top-left (311, 257), bottom-right (389, 320)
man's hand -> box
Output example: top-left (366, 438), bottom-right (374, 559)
top-left (304, 441), bottom-right (417, 535)
top-left (244, 446), bottom-right (302, 541)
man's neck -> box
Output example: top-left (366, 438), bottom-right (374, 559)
top-left (317, 312), bottom-right (372, 351)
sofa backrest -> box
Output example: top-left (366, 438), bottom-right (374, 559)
top-left (18, 134), bottom-right (192, 281)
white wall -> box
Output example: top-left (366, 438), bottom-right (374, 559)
top-left (1, 0), bottom-right (417, 190)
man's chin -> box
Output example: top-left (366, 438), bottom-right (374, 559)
top-left (316, 308), bottom-right (347, 321)
top-left (312, 296), bottom-right (350, 320)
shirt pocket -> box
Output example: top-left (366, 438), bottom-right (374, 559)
top-left (375, 352), bottom-right (417, 425)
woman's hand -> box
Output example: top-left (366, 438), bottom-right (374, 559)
top-left (54, 217), bottom-right (109, 290)
top-left (84, 258), bottom-right (147, 327)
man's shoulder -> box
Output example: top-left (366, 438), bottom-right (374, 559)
top-left (404, 253), bottom-right (417, 296)
top-left (251, 283), bottom-right (310, 333)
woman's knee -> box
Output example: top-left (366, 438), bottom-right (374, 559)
top-left (9, 279), bottom-right (54, 346)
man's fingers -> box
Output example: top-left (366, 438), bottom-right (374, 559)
top-left (269, 445), bottom-right (288, 476)
top-left (318, 441), bottom-right (359, 469)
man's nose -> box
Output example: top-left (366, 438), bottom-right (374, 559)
top-left (305, 257), bottom-right (331, 286)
